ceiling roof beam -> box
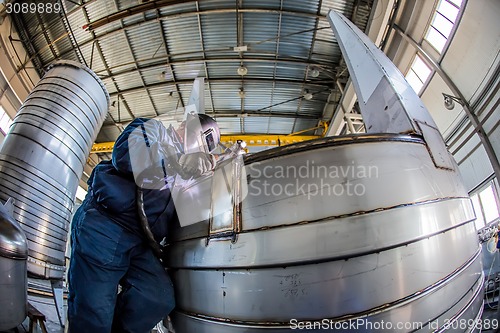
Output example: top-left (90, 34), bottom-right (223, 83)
top-left (195, 1), bottom-right (215, 114)
top-left (236, 0), bottom-right (245, 132)
top-left (115, 0), bottom-right (159, 117)
top-left (11, 13), bottom-right (45, 75)
top-left (83, 0), bottom-right (188, 30)
top-left (26, 0), bottom-right (101, 44)
top-left (156, 7), bottom-right (185, 109)
top-left (266, 0), bottom-right (284, 134)
top-left (34, 12), bottom-right (58, 60)
top-left (80, 4), bottom-right (136, 123)
top-left (292, 0), bottom-right (324, 133)
top-left (214, 112), bottom-right (319, 119)
top-left (84, 4), bottom-right (327, 31)
top-left (52, 7), bottom-right (328, 63)
top-left (108, 77), bottom-right (334, 97)
top-left (96, 56), bottom-right (334, 79)
top-left (100, 111), bottom-right (319, 131)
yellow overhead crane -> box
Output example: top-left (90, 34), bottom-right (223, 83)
top-left (91, 122), bottom-right (328, 154)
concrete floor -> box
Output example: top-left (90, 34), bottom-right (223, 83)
top-left (21, 294), bottom-right (65, 333)
top-left (0, 293), bottom-right (64, 333)
top-left (5, 287), bottom-right (169, 333)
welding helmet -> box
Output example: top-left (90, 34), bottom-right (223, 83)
top-left (183, 113), bottom-right (220, 154)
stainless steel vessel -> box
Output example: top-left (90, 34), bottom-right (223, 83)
top-left (0, 198), bottom-right (28, 331)
top-left (166, 11), bottom-right (483, 332)
top-left (168, 135), bottom-right (482, 332)
top-left (0, 60), bottom-right (109, 279)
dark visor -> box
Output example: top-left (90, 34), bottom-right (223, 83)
top-left (204, 129), bottom-right (216, 152)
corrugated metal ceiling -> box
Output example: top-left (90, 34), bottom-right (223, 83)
top-left (11, 0), bottom-right (375, 145)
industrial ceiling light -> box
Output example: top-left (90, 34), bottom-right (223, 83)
top-left (166, 91), bottom-right (175, 101)
top-left (309, 66), bottom-right (320, 78)
top-left (159, 70), bottom-right (168, 80)
top-left (303, 89), bottom-right (313, 101)
top-left (238, 88), bottom-right (246, 98)
top-left (442, 93), bottom-right (462, 110)
top-left (237, 66), bottom-right (248, 76)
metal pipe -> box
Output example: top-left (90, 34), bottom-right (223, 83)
top-left (0, 60), bottom-right (109, 279)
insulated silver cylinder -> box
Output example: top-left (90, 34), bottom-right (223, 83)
top-left (0, 60), bottom-right (109, 279)
top-left (0, 199), bottom-right (28, 331)
top-left (167, 134), bottom-right (483, 332)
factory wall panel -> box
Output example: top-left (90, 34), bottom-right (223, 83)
top-left (440, 0), bottom-right (500, 101)
top-left (457, 144), bottom-right (494, 191)
top-left (386, 0), bottom-right (499, 192)
top-left (437, 0), bottom-right (499, 190)
top-left (421, 74), bottom-right (464, 136)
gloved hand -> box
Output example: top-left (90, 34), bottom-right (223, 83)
top-left (178, 152), bottom-right (216, 179)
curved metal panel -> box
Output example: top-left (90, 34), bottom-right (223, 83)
top-left (167, 136), bottom-right (482, 332)
top-left (0, 200), bottom-right (27, 331)
top-left (0, 60), bottom-right (109, 279)
top-left (171, 226), bottom-right (479, 321)
top-left (0, 258), bottom-right (27, 331)
top-left (168, 198), bottom-right (475, 268)
top-left (170, 256), bottom-right (483, 332)
top-left (0, 200), bottom-right (28, 260)
top-left (241, 141), bottom-right (467, 230)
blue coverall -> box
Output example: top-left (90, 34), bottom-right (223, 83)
top-left (68, 118), bottom-right (182, 333)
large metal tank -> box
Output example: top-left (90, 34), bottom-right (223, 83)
top-left (0, 60), bottom-right (109, 279)
top-left (168, 135), bottom-right (482, 332)
top-left (165, 11), bottom-right (483, 332)
top-left (0, 198), bottom-right (28, 331)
